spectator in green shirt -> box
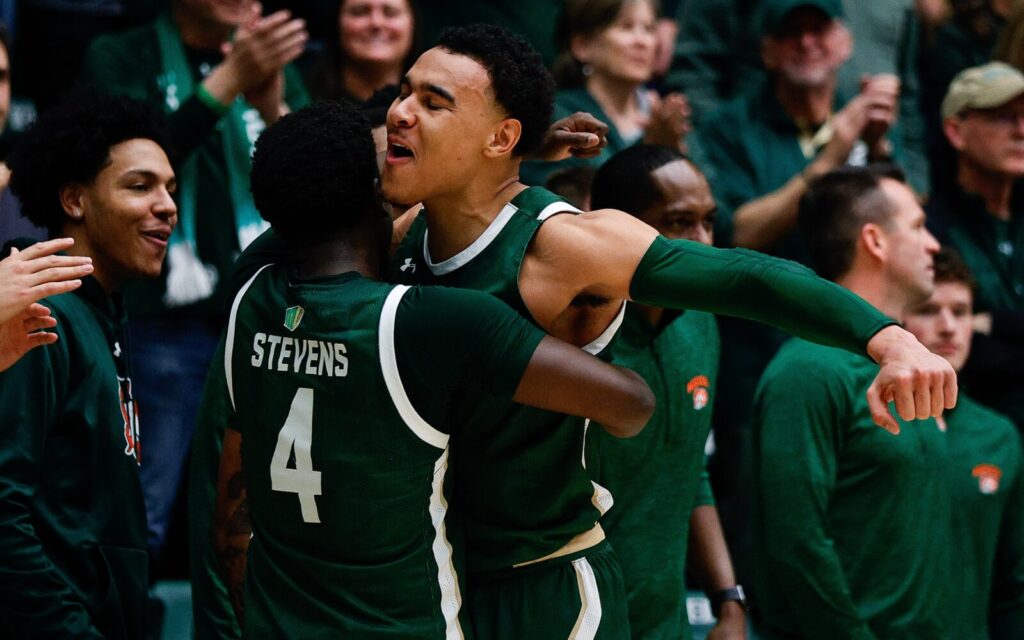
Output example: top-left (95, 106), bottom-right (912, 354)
top-left (903, 247), bottom-right (1024, 640)
top-left (689, 0), bottom-right (902, 583)
top-left (589, 144), bottom-right (748, 639)
top-left (752, 166), bottom-right (950, 639)
top-left (79, 0), bottom-right (311, 562)
top-left (521, 0), bottom-right (691, 186)
top-left (929, 61), bottom-right (1024, 428)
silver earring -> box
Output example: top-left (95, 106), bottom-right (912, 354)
top-left (582, 63), bottom-right (594, 77)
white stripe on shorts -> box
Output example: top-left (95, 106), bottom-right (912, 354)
top-left (569, 557), bottom-right (602, 640)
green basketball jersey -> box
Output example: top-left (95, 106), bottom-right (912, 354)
top-left (225, 265), bottom-right (542, 638)
top-left (391, 187), bottom-right (623, 575)
top-left (589, 307), bottom-right (720, 640)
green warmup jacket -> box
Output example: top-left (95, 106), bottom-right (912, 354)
top-left (590, 306), bottom-right (720, 640)
top-left (80, 18), bottom-right (309, 320)
top-left (0, 263), bottom-right (148, 638)
top-left (752, 338), bottom-right (951, 640)
top-left (944, 395), bottom-right (1024, 640)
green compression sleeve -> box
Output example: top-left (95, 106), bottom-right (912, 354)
top-left (629, 236), bottom-right (896, 357)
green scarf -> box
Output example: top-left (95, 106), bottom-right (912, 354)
top-left (154, 14), bottom-right (269, 307)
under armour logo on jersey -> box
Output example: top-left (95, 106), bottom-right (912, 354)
top-left (400, 258), bottom-right (416, 273)
top-left (113, 341), bottom-right (121, 358)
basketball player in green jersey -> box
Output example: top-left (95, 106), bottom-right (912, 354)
top-left (383, 24), bottom-right (956, 638)
top-left (214, 103), bottom-right (655, 639)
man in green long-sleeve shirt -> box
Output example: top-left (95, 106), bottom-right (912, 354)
top-left (753, 166), bottom-right (950, 639)
top-left (587, 144), bottom-right (747, 639)
top-left (903, 248), bottom-right (1024, 640)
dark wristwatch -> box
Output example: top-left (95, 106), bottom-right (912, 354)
top-left (710, 585), bottom-right (747, 617)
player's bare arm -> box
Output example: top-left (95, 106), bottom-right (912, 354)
top-left (521, 209), bottom-right (956, 430)
top-left (514, 335), bottom-right (655, 437)
top-left (518, 208), bottom-right (658, 332)
top-left (214, 427), bottom-right (250, 627)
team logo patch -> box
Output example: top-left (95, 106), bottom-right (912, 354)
top-left (687, 375), bottom-right (711, 411)
top-left (972, 464), bottom-right (1003, 495)
top-left (283, 306), bottom-right (305, 332)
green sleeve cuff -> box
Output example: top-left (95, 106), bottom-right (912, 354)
top-left (195, 84), bottom-right (231, 116)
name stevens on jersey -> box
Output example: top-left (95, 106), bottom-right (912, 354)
top-left (250, 332), bottom-right (349, 377)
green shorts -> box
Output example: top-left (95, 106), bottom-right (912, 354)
top-left (469, 541), bottom-right (630, 640)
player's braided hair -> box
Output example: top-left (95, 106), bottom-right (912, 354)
top-left (250, 101), bottom-right (378, 245)
top-left (436, 24), bottom-right (555, 157)
top-left (8, 89), bottom-right (168, 234)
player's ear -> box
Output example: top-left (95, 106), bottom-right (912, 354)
top-left (59, 184), bottom-right (87, 223)
top-left (484, 118), bottom-right (522, 158)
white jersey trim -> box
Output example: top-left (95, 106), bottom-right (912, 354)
top-left (582, 302), bottom-right (626, 355)
top-left (224, 264), bottom-right (273, 412)
top-left (429, 448), bottom-right (466, 640)
top-left (581, 420), bottom-right (614, 515)
top-left (536, 200), bottom-right (582, 221)
top-left (569, 557), bottom-right (603, 639)
top-left (423, 202), bottom-right (519, 275)
top-left (378, 285), bottom-right (450, 449)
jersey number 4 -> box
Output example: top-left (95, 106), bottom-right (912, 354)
top-left (271, 387), bottom-right (322, 523)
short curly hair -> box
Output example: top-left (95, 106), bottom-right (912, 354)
top-left (7, 89), bottom-right (168, 234)
top-left (436, 24), bottom-right (555, 156)
top-left (250, 101), bottom-right (378, 246)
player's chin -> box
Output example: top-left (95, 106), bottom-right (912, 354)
top-left (379, 175), bottom-right (415, 206)
top-left (135, 256), bottom-right (166, 280)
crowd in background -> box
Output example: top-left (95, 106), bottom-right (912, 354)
top-left (0, 0), bottom-right (1022, 638)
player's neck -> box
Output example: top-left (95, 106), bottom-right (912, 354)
top-left (421, 174), bottom-right (526, 263)
top-left (295, 235), bottom-right (381, 281)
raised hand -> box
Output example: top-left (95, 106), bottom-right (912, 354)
top-left (533, 111), bottom-right (610, 161)
top-left (203, 4), bottom-right (307, 109)
top-left (858, 74), bottom-right (900, 154)
top-left (0, 238), bottom-right (92, 326)
top-left (0, 304), bottom-right (60, 372)
top-left (643, 91), bottom-right (691, 152)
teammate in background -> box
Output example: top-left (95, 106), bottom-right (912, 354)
top-left (0, 92), bottom-right (176, 638)
top-left (384, 24), bottom-right (953, 638)
top-left (588, 144), bottom-right (745, 639)
top-left (213, 102), bottom-right (654, 637)
top-left (752, 167), bottom-right (950, 638)
top-left (902, 248), bottom-right (1024, 640)
top-left (0, 238), bottom-right (94, 372)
